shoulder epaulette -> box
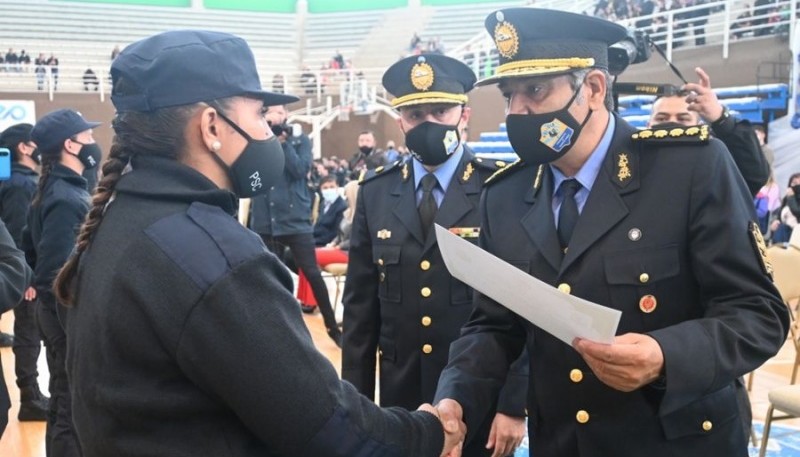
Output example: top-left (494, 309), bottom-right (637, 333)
top-left (631, 124), bottom-right (710, 146)
top-left (358, 160), bottom-right (403, 185)
top-left (484, 159), bottom-right (527, 186)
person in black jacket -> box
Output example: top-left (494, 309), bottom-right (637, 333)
top-left (647, 66), bottom-right (769, 196)
top-left (53, 30), bottom-right (464, 457)
top-left (0, 219), bottom-right (33, 439)
top-left (249, 105), bottom-right (342, 345)
top-left (25, 108), bottom-right (101, 457)
top-left (313, 175), bottom-right (347, 247)
top-left (0, 123), bottom-right (49, 422)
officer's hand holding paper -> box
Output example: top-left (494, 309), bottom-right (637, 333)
top-left (435, 224), bottom-right (620, 345)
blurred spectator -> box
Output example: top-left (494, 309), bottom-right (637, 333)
top-left (333, 50), bottom-right (345, 69)
top-left (34, 54), bottom-right (47, 91)
top-left (410, 32), bottom-right (421, 51)
top-left (19, 50), bottom-right (30, 72)
top-left (46, 54), bottom-right (59, 91)
top-left (5, 49), bottom-right (19, 72)
top-left (769, 173), bottom-right (800, 243)
top-left (83, 68), bottom-right (99, 91)
top-left (111, 45), bottom-right (121, 61)
top-left (690, 0), bottom-right (711, 45)
top-left (300, 66), bottom-right (317, 96)
top-left (754, 0), bottom-right (771, 36)
top-left (313, 175), bottom-right (347, 247)
top-left (348, 131), bottom-right (386, 180)
top-left (385, 140), bottom-right (399, 163)
top-left (731, 5), bottom-right (753, 39)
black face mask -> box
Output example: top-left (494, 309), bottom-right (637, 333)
top-left (405, 120), bottom-right (461, 166)
top-left (505, 83), bottom-right (593, 165)
top-left (358, 146), bottom-right (373, 155)
top-left (71, 141), bottom-right (102, 170)
top-left (31, 147), bottom-right (41, 165)
top-left (214, 110), bottom-right (285, 198)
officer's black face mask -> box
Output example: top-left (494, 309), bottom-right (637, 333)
top-left (70, 141), bottom-right (102, 170)
top-left (404, 108), bottom-right (462, 167)
top-left (358, 145), bottom-right (373, 155)
top-left (29, 145), bottom-right (41, 165)
top-left (505, 81), bottom-right (593, 166)
top-left (214, 110), bottom-right (285, 198)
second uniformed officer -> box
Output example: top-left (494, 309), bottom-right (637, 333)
top-left (343, 54), bottom-right (527, 457)
top-left (434, 8), bottom-right (789, 457)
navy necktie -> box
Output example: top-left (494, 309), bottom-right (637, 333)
top-left (557, 179), bottom-right (581, 251)
top-left (419, 173), bottom-right (438, 238)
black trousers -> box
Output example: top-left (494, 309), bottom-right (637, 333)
top-left (13, 298), bottom-right (42, 391)
top-left (261, 233), bottom-right (337, 330)
top-left (37, 298), bottom-right (81, 457)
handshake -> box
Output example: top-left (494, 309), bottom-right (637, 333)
top-left (417, 399), bottom-right (466, 457)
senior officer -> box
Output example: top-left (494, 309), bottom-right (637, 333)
top-left (343, 54), bottom-right (527, 457)
top-left (433, 8), bottom-right (789, 457)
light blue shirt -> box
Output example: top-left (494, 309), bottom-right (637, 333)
top-left (551, 115), bottom-right (615, 226)
top-left (413, 145), bottom-right (464, 208)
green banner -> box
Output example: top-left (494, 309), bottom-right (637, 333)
top-left (421, 0), bottom-right (507, 5)
top-left (58, 0), bottom-right (191, 6)
top-left (308, 0), bottom-right (406, 13)
top-left (204, 0), bottom-right (297, 12)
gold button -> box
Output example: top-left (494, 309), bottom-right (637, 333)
top-left (420, 260), bottom-right (431, 271)
top-left (421, 287), bottom-right (431, 298)
top-left (421, 316), bottom-right (432, 327)
top-left (576, 410), bottom-right (590, 424)
top-left (702, 420), bottom-right (712, 432)
top-left (379, 272), bottom-right (386, 282)
top-left (378, 259), bottom-right (384, 266)
top-left (495, 160), bottom-right (506, 168)
top-left (570, 369), bottom-right (583, 383)
top-left (558, 283), bottom-right (571, 294)
top-left (422, 344), bottom-right (433, 354)
top-left (639, 273), bottom-right (650, 284)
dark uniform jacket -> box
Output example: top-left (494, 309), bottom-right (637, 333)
top-left (64, 156), bottom-right (445, 457)
top-left (435, 116), bottom-right (789, 457)
top-left (343, 149), bottom-right (527, 456)
top-left (709, 115), bottom-right (769, 196)
top-left (0, 163), bottom-right (38, 248)
top-left (313, 195), bottom-right (347, 246)
top-left (24, 164), bottom-right (89, 301)
top-left (250, 133), bottom-right (313, 236)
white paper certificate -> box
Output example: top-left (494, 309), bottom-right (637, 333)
top-left (435, 224), bottom-right (621, 345)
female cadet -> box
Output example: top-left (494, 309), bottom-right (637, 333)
top-left (27, 108), bottom-right (102, 457)
top-left (54, 30), bottom-right (462, 457)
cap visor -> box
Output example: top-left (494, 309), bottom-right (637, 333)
top-left (86, 121), bottom-right (102, 129)
top-left (247, 90), bottom-right (300, 106)
top-left (475, 67), bottom-right (575, 87)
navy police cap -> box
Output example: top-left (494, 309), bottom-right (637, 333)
top-left (31, 109), bottom-right (101, 154)
top-left (478, 8), bottom-right (627, 86)
top-left (383, 54), bottom-right (476, 109)
top-left (111, 30), bottom-right (299, 113)
top-left (0, 123), bottom-right (33, 151)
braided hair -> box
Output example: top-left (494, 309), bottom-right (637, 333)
top-left (30, 144), bottom-right (62, 207)
top-left (54, 79), bottom-right (230, 306)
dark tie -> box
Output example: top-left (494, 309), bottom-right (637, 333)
top-left (419, 173), bottom-right (439, 238)
top-left (557, 179), bottom-right (582, 252)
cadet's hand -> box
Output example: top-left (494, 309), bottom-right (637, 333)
top-left (24, 286), bottom-right (36, 302)
top-left (683, 67), bottom-right (724, 123)
top-left (771, 220), bottom-right (782, 232)
top-left (419, 401), bottom-right (465, 457)
top-left (573, 333), bottom-right (664, 392)
top-left (787, 187), bottom-right (795, 197)
top-left (486, 412), bottom-right (525, 457)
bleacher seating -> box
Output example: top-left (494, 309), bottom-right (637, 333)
top-left (303, 9), bottom-right (388, 67)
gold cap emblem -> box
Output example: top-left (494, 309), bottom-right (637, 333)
top-left (411, 57), bottom-right (434, 91)
top-left (494, 21), bottom-right (519, 59)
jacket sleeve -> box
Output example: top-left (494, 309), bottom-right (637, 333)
top-left (341, 185), bottom-right (381, 400)
top-left (494, 351), bottom-right (529, 417)
top-left (712, 117), bottom-right (769, 197)
top-left (175, 253), bottom-right (445, 457)
top-left (33, 198), bottom-right (84, 293)
top-left (648, 138), bottom-right (789, 416)
top-left (0, 220), bottom-right (31, 312)
top-left (0, 183), bottom-right (35, 248)
top-left (434, 189), bottom-right (528, 440)
top-left (283, 134), bottom-right (312, 181)
top-left (787, 195), bottom-right (800, 219)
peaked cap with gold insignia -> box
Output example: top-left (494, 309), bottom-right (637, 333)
top-left (383, 54), bottom-right (476, 109)
top-left (477, 8), bottom-right (628, 86)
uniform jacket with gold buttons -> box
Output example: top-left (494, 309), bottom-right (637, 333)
top-left (343, 148), bottom-right (528, 452)
top-left (435, 115), bottom-right (789, 457)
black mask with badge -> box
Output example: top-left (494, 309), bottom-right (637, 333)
top-left (405, 120), bottom-right (461, 167)
top-left (505, 83), bottom-right (593, 166)
top-left (70, 141), bottom-right (103, 170)
top-left (212, 110), bottom-right (285, 198)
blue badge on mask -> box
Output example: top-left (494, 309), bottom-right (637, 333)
top-left (540, 118), bottom-right (574, 152)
